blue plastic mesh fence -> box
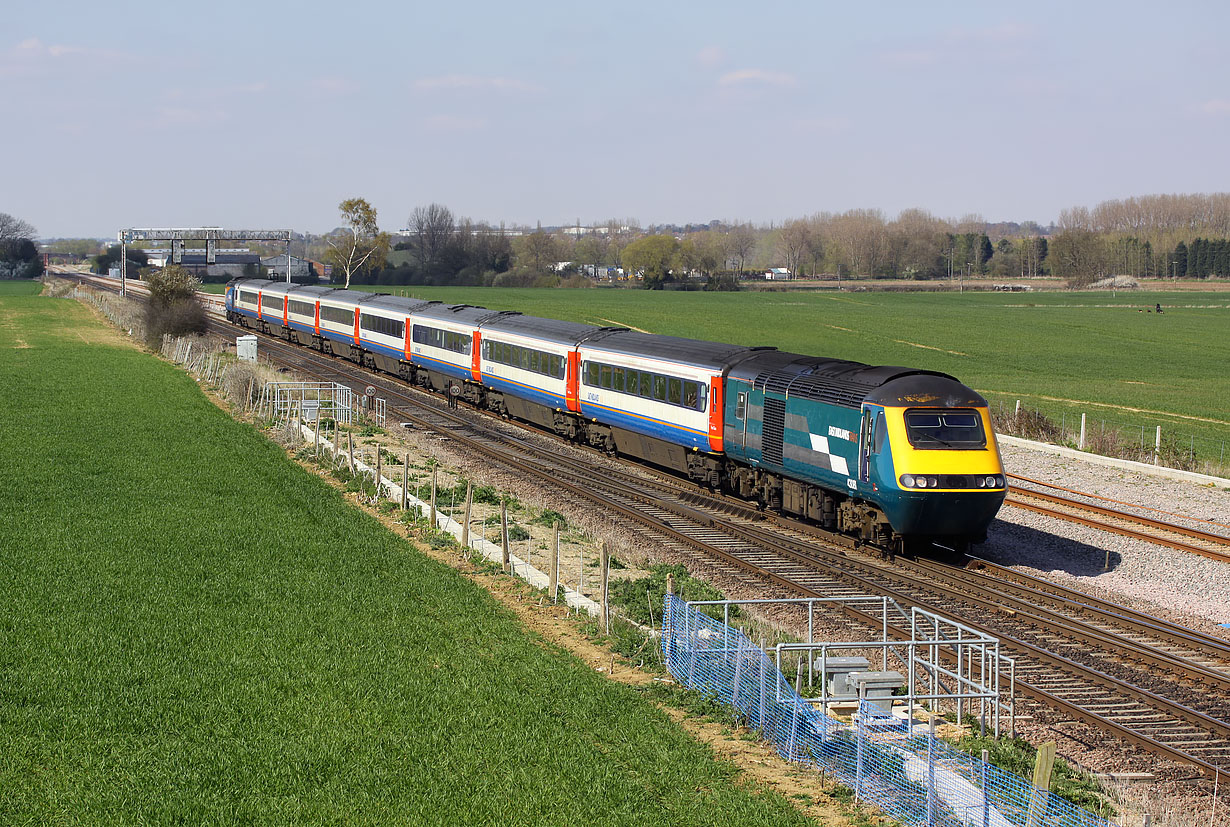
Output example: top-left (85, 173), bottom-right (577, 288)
top-left (661, 594), bottom-right (1116, 827)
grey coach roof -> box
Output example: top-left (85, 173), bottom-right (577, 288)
top-left (361, 295), bottom-right (437, 314)
top-left (480, 313), bottom-right (617, 346)
top-left (413, 304), bottom-right (516, 327)
top-left (580, 329), bottom-right (759, 371)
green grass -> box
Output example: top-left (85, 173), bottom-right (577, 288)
top-left (350, 285), bottom-right (1230, 469)
top-left (0, 291), bottom-right (815, 825)
top-left (0, 279), bottom-right (43, 297)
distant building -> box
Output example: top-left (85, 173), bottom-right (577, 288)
top-left (765, 267), bottom-right (792, 280)
top-left (177, 253), bottom-right (260, 279)
top-left (261, 253), bottom-right (312, 280)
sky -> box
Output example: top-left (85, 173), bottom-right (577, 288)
top-left (5, 0), bottom-right (1229, 238)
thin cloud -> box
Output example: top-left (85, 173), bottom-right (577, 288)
top-left (415, 74), bottom-right (535, 93)
top-left (7, 37), bottom-right (132, 63)
top-left (144, 106), bottom-right (232, 129)
top-left (424, 114), bottom-right (487, 132)
top-left (795, 115), bottom-right (852, 135)
top-left (313, 76), bottom-right (356, 94)
top-left (718, 69), bottom-right (797, 87)
top-left (881, 22), bottom-right (1035, 67)
top-left (695, 45), bottom-right (726, 68)
top-left (1200, 99), bottom-right (1230, 115)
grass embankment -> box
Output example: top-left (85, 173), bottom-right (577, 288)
top-left (355, 286), bottom-right (1230, 470)
top-left (0, 285), bottom-right (813, 825)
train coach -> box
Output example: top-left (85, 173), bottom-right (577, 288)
top-left (225, 279), bottom-right (1005, 556)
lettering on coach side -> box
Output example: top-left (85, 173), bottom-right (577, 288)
top-left (828, 425), bottom-right (853, 441)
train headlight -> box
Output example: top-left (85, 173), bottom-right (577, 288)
top-left (926, 476), bottom-right (939, 488)
top-left (986, 475), bottom-right (1001, 488)
top-left (901, 474), bottom-right (916, 488)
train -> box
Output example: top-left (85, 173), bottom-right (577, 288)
top-left (225, 279), bottom-right (1006, 556)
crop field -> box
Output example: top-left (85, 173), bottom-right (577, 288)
top-left (0, 285), bottom-right (813, 825)
top-left (358, 285), bottom-right (1230, 470)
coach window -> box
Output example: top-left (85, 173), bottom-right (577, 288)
top-left (683, 381), bottom-right (699, 410)
top-left (653, 375), bottom-right (666, 401)
top-left (599, 364), bottom-right (612, 389)
top-left (611, 367), bottom-right (625, 393)
top-left (735, 392), bottom-right (747, 420)
top-left (668, 378), bottom-right (682, 406)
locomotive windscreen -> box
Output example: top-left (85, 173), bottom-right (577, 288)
top-left (903, 410), bottom-right (986, 449)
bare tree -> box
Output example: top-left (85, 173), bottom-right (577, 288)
top-left (778, 219), bottom-right (812, 277)
top-left (408, 203), bottom-right (455, 272)
top-left (727, 224), bottom-right (756, 274)
top-left (827, 209), bottom-right (887, 277)
top-left (325, 198), bottom-right (390, 289)
top-left (0, 213), bottom-right (37, 244)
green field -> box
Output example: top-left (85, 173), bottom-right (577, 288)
top-left (0, 283), bottom-right (813, 825)
top-left (353, 285), bottom-right (1230, 469)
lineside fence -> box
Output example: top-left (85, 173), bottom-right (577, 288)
top-left (991, 399), bottom-right (1227, 477)
top-left (662, 594), bottom-right (1116, 827)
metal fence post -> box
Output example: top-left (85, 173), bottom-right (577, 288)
top-left (981, 748), bottom-right (991, 827)
top-left (855, 697), bottom-right (864, 803)
top-left (927, 716), bottom-right (937, 827)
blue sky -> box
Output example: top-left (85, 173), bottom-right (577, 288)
top-left (6, 1), bottom-right (1229, 237)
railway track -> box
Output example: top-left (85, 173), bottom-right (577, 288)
top-left (1006, 474), bottom-right (1230, 564)
top-left (64, 272), bottom-right (1230, 778)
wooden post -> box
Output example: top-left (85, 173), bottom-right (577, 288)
top-left (461, 482), bottom-right (473, 552)
top-left (429, 465), bottom-right (438, 527)
top-left (600, 539), bottom-right (610, 633)
top-left (1155, 425), bottom-right (1162, 465)
top-left (347, 431), bottom-right (354, 473)
top-left (549, 522), bottom-right (560, 602)
top-left (666, 572), bottom-right (675, 596)
top-left (1025, 741), bottom-right (1056, 827)
top-left (1078, 412), bottom-right (1087, 450)
top-left (401, 452), bottom-right (409, 510)
top-left (375, 449), bottom-right (383, 500)
top-left (313, 419), bottom-right (320, 456)
top-left (500, 499), bottom-right (510, 573)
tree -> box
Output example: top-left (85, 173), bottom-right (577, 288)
top-left (690, 231), bottom-right (729, 277)
top-left (143, 264), bottom-right (207, 342)
top-left (408, 203), bottom-right (455, 273)
top-left (1172, 241), bottom-right (1188, 279)
top-left (778, 219), bottom-right (812, 278)
top-left (1049, 230), bottom-right (1107, 287)
top-left (727, 224), bottom-right (756, 275)
top-left (621, 234), bottom-right (679, 288)
top-left (326, 198), bottom-right (390, 289)
top-left (0, 213), bottom-right (41, 278)
top-left (512, 225), bottom-right (560, 275)
top-left (574, 234), bottom-right (610, 279)
top-left (0, 213), bottom-right (36, 246)
top-left (92, 245), bottom-right (148, 275)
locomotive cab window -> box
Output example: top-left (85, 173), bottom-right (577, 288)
top-left (904, 409), bottom-right (986, 449)
top-left (872, 411), bottom-right (886, 453)
top-left (735, 392), bottom-right (747, 420)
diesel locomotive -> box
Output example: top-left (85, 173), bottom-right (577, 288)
top-left (226, 279), bottom-right (1005, 556)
